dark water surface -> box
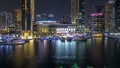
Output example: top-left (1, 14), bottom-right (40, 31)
top-left (0, 37), bottom-right (120, 68)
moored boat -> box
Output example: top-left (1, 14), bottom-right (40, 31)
top-left (60, 37), bottom-right (65, 42)
top-left (0, 39), bottom-right (7, 43)
top-left (0, 38), bottom-right (26, 45)
top-left (66, 37), bottom-right (72, 41)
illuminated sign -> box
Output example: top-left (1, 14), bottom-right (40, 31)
top-left (36, 20), bottom-right (57, 24)
top-left (91, 13), bottom-right (103, 17)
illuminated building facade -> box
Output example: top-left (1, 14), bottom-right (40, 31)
top-left (71, 0), bottom-right (86, 31)
top-left (8, 13), bottom-right (15, 33)
top-left (71, 0), bottom-right (79, 24)
top-left (90, 6), bottom-right (105, 33)
top-left (34, 23), bottom-right (76, 36)
top-left (0, 12), bottom-right (8, 30)
top-left (15, 9), bottom-right (22, 32)
top-left (78, 0), bottom-right (86, 31)
top-left (21, 0), bottom-right (34, 39)
top-left (0, 12), bottom-right (13, 34)
top-left (105, 0), bottom-right (115, 32)
top-left (115, 0), bottom-right (120, 32)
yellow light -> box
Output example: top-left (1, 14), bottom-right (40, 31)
top-left (21, 36), bottom-right (25, 39)
top-left (30, 39), bottom-right (34, 42)
top-left (92, 34), bottom-right (103, 37)
top-left (28, 36), bottom-right (33, 39)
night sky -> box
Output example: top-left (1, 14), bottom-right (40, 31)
top-left (0, 0), bottom-right (107, 19)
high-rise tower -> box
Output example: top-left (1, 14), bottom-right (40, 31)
top-left (78, 0), bottom-right (86, 31)
top-left (71, 0), bottom-right (79, 24)
top-left (71, 0), bottom-right (86, 31)
top-left (105, 0), bottom-right (115, 32)
top-left (115, 0), bottom-right (120, 32)
top-left (90, 6), bottom-right (104, 32)
top-left (15, 9), bottom-right (22, 32)
top-left (21, 0), bottom-right (34, 39)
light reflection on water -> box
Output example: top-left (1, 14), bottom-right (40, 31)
top-left (0, 38), bottom-right (120, 68)
top-left (55, 40), bottom-right (76, 60)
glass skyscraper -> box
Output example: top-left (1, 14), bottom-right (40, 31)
top-left (71, 0), bottom-right (86, 31)
top-left (21, 0), bottom-right (34, 39)
top-left (21, 0), bottom-right (34, 30)
top-left (115, 0), bottom-right (120, 32)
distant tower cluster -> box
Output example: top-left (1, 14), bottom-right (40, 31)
top-left (105, 0), bottom-right (115, 32)
top-left (0, 12), bottom-right (13, 30)
top-left (87, 0), bottom-right (120, 33)
top-left (21, 0), bottom-right (34, 39)
top-left (115, 0), bottom-right (120, 31)
top-left (71, 0), bottom-right (86, 31)
top-left (36, 13), bottom-right (55, 21)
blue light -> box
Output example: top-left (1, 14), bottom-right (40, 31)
top-left (37, 20), bottom-right (56, 22)
top-left (40, 38), bottom-right (44, 40)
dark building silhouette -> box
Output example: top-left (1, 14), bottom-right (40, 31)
top-left (115, 0), bottom-right (120, 32)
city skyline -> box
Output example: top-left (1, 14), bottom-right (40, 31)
top-left (1, 0), bottom-right (120, 68)
top-left (0, 0), bottom-right (106, 19)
